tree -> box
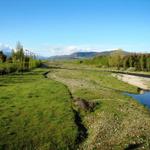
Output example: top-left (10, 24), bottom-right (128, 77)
top-left (16, 41), bottom-right (23, 52)
top-left (13, 42), bottom-right (25, 71)
top-left (146, 55), bottom-right (150, 71)
top-left (140, 54), bottom-right (145, 71)
top-left (15, 42), bottom-right (24, 61)
top-left (123, 56), bottom-right (129, 69)
top-left (129, 55), bottom-right (134, 67)
top-left (0, 51), bottom-right (7, 63)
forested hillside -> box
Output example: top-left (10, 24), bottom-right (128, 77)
top-left (83, 50), bottom-right (150, 71)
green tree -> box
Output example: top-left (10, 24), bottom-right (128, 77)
top-left (13, 42), bottom-right (25, 71)
top-left (129, 55), bottom-right (134, 67)
top-left (146, 55), bottom-right (150, 71)
top-left (123, 56), bottom-right (129, 69)
top-left (0, 51), bottom-right (7, 63)
top-left (140, 54), bottom-right (144, 71)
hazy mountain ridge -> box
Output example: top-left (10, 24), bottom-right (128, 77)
top-left (49, 50), bottom-right (129, 60)
top-left (49, 51), bottom-right (103, 60)
top-left (0, 46), bottom-right (12, 57)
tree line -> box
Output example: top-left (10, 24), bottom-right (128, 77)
top-left (83, 50), bottom-right (150, 71)
top-left (0, 42), bottom-right (41, 75)
top-left (120, 54), bottom-right (150, 71)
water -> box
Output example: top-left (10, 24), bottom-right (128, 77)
top-left (125, 92), bottom-right (150, 108)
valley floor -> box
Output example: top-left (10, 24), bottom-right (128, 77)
top-left (0, 63), bottom-right (150, 150)
top-left (47, 62), bottom-right (150, 150)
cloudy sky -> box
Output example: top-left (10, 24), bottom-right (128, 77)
top-left (0, 0), bottom-right (150, 56)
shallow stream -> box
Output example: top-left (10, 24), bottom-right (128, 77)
top-left (125, 91), bottom-right (150, 108)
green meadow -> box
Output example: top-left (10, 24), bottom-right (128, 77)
top-left (0, 69), bottom-right (78, 150)
top-left (0, 63), bottom-right (150, 150)
top-left (47, 62), bottom-right (150, 150)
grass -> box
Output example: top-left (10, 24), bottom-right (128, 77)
top-left (0, 68), bottom-right (78, 150)
top-left (47, 62), bottom-right (150, 150)
top-left (1, 62), bottom-right (150, 150)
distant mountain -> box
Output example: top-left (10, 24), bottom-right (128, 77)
top-left (109, 49), bottom-right (129, 55)
top-left (70, 52), bottom-right (99, 58)
top-left (96, 49), bottom-right (129, 57)
top-left (0, 46), bottom-right (12, 57)
top-left (49, 50), bottom-right (129, 60)
top-left (36, 55), bottom-right (48, 60)
top-left (49, 52), bottom-right (100, 60)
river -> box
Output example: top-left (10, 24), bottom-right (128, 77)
top-left (125, 92), bottom-right (150, 109)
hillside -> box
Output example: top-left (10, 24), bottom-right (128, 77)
top-left (82, 50), bottom-right (150, 71)
top-left (83, 50), bottom-right (129, 67)
top-left (49, 52), bottom-right (99, 60)
top-left (49, 50), bottom-right (129, 60)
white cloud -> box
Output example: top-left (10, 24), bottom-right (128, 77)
top-left (0, 43), bottom-right (12, 52)
top-left (1, 42), bottom-right (149, 57)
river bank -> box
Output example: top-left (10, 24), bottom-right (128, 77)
top-left (113, 73), bottom-right (150, 91)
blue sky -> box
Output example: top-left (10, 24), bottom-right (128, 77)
top-left (0, 0), bottom-right (150, 56)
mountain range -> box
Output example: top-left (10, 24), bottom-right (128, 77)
top-left (49, 50), bottom-right (129, 60)
top-left (1, 46), bottom-right (130, 60)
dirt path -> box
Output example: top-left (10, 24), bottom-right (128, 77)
top-left (113, 73), bottom-right (150, 90)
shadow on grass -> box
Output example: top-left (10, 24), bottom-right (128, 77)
top-left (124, 143), bottom-right (143, 150)
top-left (73, 109), bottom-right (88, 145)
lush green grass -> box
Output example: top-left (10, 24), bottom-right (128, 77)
top-left (47, 63), bottom-right (150, 150)
top-left (1, 62), bottom-right (150, 150)
top-left (0, 69), bottom-right (78, 150)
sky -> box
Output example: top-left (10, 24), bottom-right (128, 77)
top-left (0, 0), bottom-right (150, 56)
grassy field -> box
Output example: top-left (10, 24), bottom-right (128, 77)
top-left (0, 63), bottom-right (150, 150)
top-left (0, 69), bottom-right (78, 150)
top-left (47, 62), bottom-right (150, 150)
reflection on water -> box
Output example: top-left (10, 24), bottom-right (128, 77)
top-left (125, 92), bottom-right (150, 108)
